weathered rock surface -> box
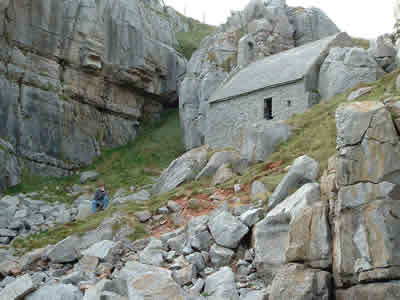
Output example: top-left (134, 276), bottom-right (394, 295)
top-left (196, 150), bottom-right (239, 179)
top-left (286, 203), bottom-right (331, 269)
top-left (25, 283), bottom-right (83, 300)
top-left (253, 183), bottom-right (320, 283)
top-left (269, 155), bottom-right (319, 209)
top-left (208, 211), bottom-right (249, 249)
top-left (212, 163), bottom-right (234, 186)
top-left (368, 34), bottom-right (397, 73)
top-left (152, 146), bottom-right (209, 195)
top-left (117, 261), bottom-right (184, 299)
top-left (0, 274), bottom-right (35, 300)
top-left (269, 264), bottom-right (332, 300)
top-left (204, 267), bottom-right (239, 300)
top-left (240, 120), bottom-right (292, 163)
top-left (319, 47), bottom-right (383, 100)
top-left (0, 0), bottom-right (187, 183)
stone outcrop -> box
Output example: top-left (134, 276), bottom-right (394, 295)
top-left (0, 0), bottom-right (189, 190)
top-left (319, 47), bottom-right (383, 100)
top-left (180, 0), bottom-right (340, 150)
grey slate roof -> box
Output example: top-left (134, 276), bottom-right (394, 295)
top-left (209, 32), bottom-right (351, 103)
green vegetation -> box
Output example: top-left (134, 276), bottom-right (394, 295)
top-left (176, 20), bottom-right (216, 59)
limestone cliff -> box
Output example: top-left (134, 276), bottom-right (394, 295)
top-left (0, 0), bottom-right (189, 186)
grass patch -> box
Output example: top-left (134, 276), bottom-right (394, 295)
top-left (176, 21), bottom-right (216, 59)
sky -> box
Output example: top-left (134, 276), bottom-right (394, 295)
top-left (164, 0), bottom-right (395, 39)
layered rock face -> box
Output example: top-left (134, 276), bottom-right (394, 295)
top-left (334, 101), bottom-right (400, 292)
top-left (0, 0), bottom-right (187, 186)
top-left (180, 0), bottom-right (340, 150)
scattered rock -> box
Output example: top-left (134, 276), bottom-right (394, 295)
top-left (135, 211), bottom-right (152, 223)
top-left (47, 235), bottom-right (80, 263)
top-left (79, 171), bottom-right (98, 184)
top-left (347, 87), bottom-right (373, 101)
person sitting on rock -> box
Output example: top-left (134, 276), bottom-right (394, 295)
top-left (92, 182), bottom-right (108, 213)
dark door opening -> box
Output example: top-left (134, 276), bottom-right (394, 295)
top-left (264, 98), bottom-right (273, 120)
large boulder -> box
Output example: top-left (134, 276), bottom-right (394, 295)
top-left (240, 120), bottom-right (292, 163)
top-left (319, 47), bottom-right (382, 100)
top-left (253, 183), bottom-right (320, 283)
top-left (208, 211), bottom-right (249, 249)
top-left (269, 155), bottom-right (319, 209)
top-left (139, 239), bottom-right (166, 266)
top-left (117, 261), bottom-right (184, 299)
top-left (152, 146), bottom-right (209, 195)
top-left (269, 264), bottom-right (332, 300)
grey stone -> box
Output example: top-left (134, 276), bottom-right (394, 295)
top-left (117, 261), bottom-right (184, 299)
top-left (115, 190), bottom-right (151, 204)
top-left (152, 146), bottom-right (209, 195)
top-left (241, 121), bottom-right (292, 163)
top-left (347, 87), bottom-right (373, 101)
top-left (19, 247), bottom-right (46, 271)
top-left (336, 103), bottom-right (400, 186)
top-left (0, 229), bottom-right (17, 237)
top-left (286, 203), bottom-right (332, 269)
top-left (186, 252), bottom-right (206, 272)
top-left (208, 211), bottom-right (249, 249)
top-left (269, 264), bottom-right (332, 300)
top-left (232, 159), bottom-right (250, 176)
top-left (239, 208), bottom-right (265, 227)
top-left (0, 274), bottom-right (35, 300)
top-left (80, 171), bottom-right (98, 184)
top-left (336, 282), bottom-right (400, 299)
top-left (82, 240), bottom-right (120, 263)
top-left (196, 150), bottom-right (239, 179)
top-left (210, 244), bottom-right (235, 268)
top-left (139, 239), bottom-right (165, 266)
top-left (25, 283), bottom-right (83, 300)
top-left (167, 201), bottom-right (182, 212)
top-left (269, 155), bottom-right (319, 209)
top-left (253, 183), bottom-right (320, 283)
top-left (157, 207), bottom-right (169, 215)
top-left (204, 267), bottom-right (239, 300)
top-left (319, 47), bottom-right (381, 100)
top-left (172, 264), bottom-right (196, 286)
top-left (289, 6), bottom-right (340, 46)
top-left (135, 211), bottom-right (152, 223)
top-left (47, 235), bottom-right (80, 263)
top-left (212, 163), bottom-right (234, 186)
